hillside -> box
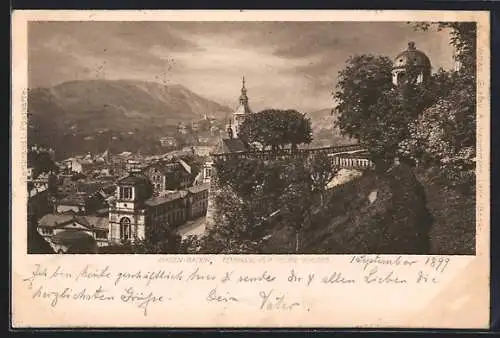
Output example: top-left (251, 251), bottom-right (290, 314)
top-left (27, 79), bottom-right (232, 157)
top-left (28, 79), bottom-right (232, 131)
top-left (306, 108), bottom-right (358, 147)
top-left (264, 164), bottom-right (475, 255)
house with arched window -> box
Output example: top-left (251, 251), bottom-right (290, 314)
top-left (108, 171), bottom-right (210, 246)
top-left (108, 172), bottom-right (151, 243)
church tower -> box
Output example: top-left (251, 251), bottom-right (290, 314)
top-left (231, 76), bottom-right (252, 138)
top-left (204, 77), bottom-right (253, 229)
top-left (392, 41), bottom-right (432, 86)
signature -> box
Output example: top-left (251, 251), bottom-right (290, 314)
top-left (259, 289), bottom-right (300, 311)
top-left (120, 287), bottom-right (165, 316)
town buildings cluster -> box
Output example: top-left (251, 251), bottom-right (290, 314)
top-left (27, 77), bottom-right (254, 254)
top-left (31, 151), bottom-right (208, 253)
top-left (28, 144), bottom-right (211, 253)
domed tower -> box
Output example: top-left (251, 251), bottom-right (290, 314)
top-left (392, 41), bottom-right (432, 86)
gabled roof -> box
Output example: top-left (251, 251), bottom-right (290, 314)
top-left (79, 216), bottom-right (109, 230)
top-left (38, 214), bottom-right (109, 231)
top-left (56, 193), bottom-right (89, 206)
top-left (51, 230), bottom-right (97, 249)
top-left (178, 159), bottom-right (192, 174)
top-left (117, 172), bottom-right (150, 186)
top-left (39, 214), bottom-right (74, 227)
top-left (212, 137), bottom-right (249, 155)
top-left (143, 161), bottom-right (189, 176)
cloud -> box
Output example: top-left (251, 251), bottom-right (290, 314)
top-left (28, 21), bottom-right (456, 112)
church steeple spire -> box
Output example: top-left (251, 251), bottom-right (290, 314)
top-left (231, 76), bottom-right (252, 138)
top-left (239, 76), bottom-right (248, 105)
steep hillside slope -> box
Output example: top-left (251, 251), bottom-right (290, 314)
top-left (27, 79), bottom-right (233, 157)
top-left (28, 79), bottom-right (232, 132)
top-left (264, 163), bottom-right (474, 255)
top-left (306, 108), bottom-right (358, 147)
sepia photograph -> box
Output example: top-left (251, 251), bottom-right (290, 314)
top-left (26, 20), bottom-right (477, 255)
top-left (12, 10), bottom-right (490, 329)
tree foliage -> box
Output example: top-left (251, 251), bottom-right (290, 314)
top-left (334, 22), bottom-right (476, 186)
top-left (27, 215), bottom-right (55, 254)
top-left (280, 162), bottom-right (315, 252)
top-left (333, 55), bottom-right (451, 162)
top-left (413, 22), bottom-right (476, 81)
top-left (131, 223), bottom-right (182, 254)
top-left (307, 152), bottom-right (339, 205)
top-left (238, 109), bottom-right (313, 150)
top-left (27, 150), bottom-right (58, 178)
top-left (197, 153), bottom-right (339, 253)
top-left (399, 22), bottom-right (477, 187)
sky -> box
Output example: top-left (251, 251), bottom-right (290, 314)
top-left (28, 21), bottom-right (456, 112)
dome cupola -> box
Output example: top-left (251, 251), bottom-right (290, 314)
top-left (392, 41), bottom-right (432, 86)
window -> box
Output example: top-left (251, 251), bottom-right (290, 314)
top-left (120, 217), bottom-right (131, 241)
top-left (397, 72), bottom-right (406, 83)
top-left (41, 227), bottom-right (52, 235)
top-left (120, 186), bottom-right (133, 200)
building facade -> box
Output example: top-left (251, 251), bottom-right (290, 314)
top-left (142, 160), bottom-right (192, 196)
top-left (144, 191), bottom-right (189, 229)
top-left (108, 173), bottom-right (151, 243)
top-left (187, 183), bottom-right (210, 220)
top-left (107, 171), bottom-right (209, 245)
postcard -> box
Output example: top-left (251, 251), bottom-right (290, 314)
top-left (11, 10), bottom-right (490, 328)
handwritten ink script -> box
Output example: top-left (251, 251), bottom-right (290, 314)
top-left (21, 255), bottom-right (451, 317)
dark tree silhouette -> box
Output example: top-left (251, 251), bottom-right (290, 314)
top-left (239, 109), bottom-right (312, 151)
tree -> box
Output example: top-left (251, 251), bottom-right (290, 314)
top-left (412, 22), bottom-right (476, 81)
top-left (201, 156), bottom-right (279, 253)
top-left (131, 223), bottom-right (182, 254)
top-left (307, 152), bottom-right (339, 206)
top-left (27, 150), bottom-right (58, 178)
top-left (333, 51), bottom-right (455, 164)
top-left (27, 215), bottom-right (54, 254)
top-left (199, 184), bottom-right (270, 254)
top-left (399, 22), bottom-right (477, 187)
top-left (239, 109), bottom-right (312, 151)
top-left (333, 55), bottom-right (395, 160)
top-left (280, 162), bottom-right (315, 252)
top-left (200, 155), bottom-right (315, 254)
